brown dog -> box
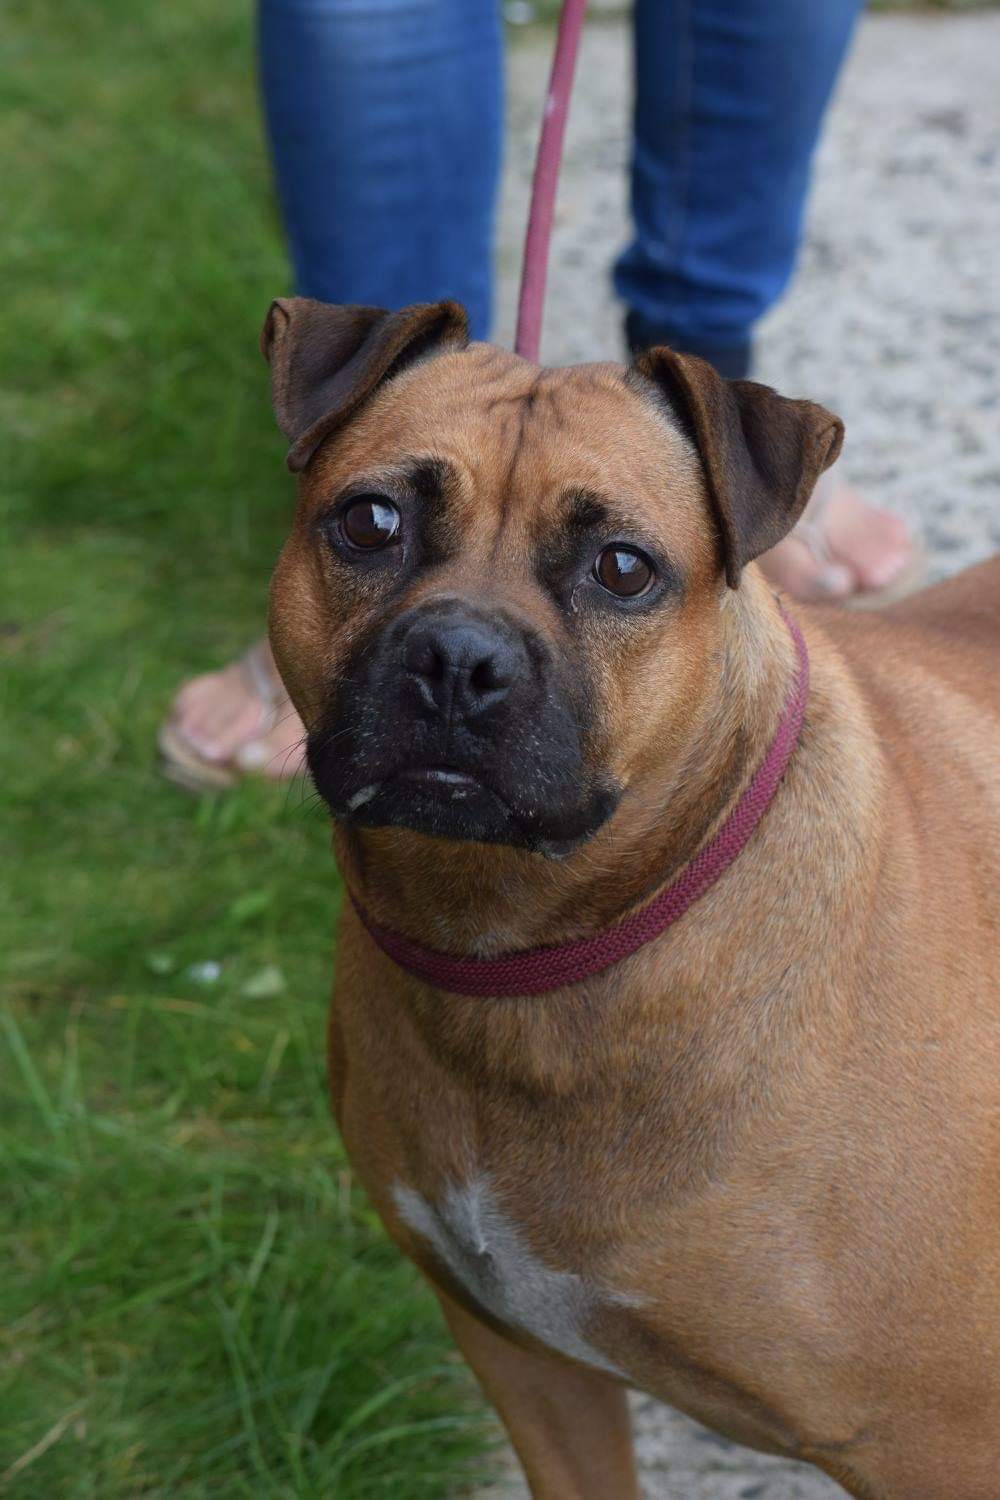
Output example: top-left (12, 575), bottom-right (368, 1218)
top-left (263, 296), bottom-right (1000, 1499)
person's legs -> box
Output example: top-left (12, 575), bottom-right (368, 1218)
top-left (166, 0), bottom-right (502, 785)
top-left (617, 0), bottom-right (913, 601)
top-left (258, 0), bottom-right (502, 339)
top-left (617, 0), bottom-right (862, 374)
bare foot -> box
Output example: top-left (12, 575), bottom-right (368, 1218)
top-left (162, 640), bottom-right (306, 787)
top-left (758, 470), bottom-right (914, 604)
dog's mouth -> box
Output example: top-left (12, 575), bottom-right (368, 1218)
top-left (346, 763), bottom-right (495, 808)
top-left (324, 754), bottom-right (618, 857)
top-left (306, 671), bottom-right (622, 852)
top-left (343, 762), bottom-right (513, 825)
top-left (395, 765), bottom-right (486, 795)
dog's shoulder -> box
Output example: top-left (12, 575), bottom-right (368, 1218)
top-left (802, 557), bottom-right (1000, 774)
top-left (884, 555), bottom-right (1000, 643)
top-left (809, 556), bottom-right (999, 693)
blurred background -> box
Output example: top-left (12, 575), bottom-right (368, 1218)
top-left (2, 1), bottom-right (997, 1495)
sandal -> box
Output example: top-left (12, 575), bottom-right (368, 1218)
top-left (158, 640), bottom-right (306, 792)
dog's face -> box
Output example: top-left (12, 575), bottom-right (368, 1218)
top-left (264, 299), bottom-right (842, 855)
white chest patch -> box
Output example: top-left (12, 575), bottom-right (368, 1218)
top-left (393, 1176), bottom-right (630, 1378)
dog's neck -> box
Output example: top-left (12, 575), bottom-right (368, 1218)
top-left (332, 572), bottom-right (797, 959)
top-left (330, 575), bottom-right (885, 1123)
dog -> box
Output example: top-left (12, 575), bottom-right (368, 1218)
top-left (262, 295), bottom-right (1000, 1499)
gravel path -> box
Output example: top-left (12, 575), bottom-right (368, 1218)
top-left (483, 11), bottom-right (1000, 1498)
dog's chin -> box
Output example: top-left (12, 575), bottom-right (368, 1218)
top-left (323, 765), bottom-right (618, 857)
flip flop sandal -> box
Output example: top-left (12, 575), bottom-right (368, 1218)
top-left (157, 642), bottom-right (285, 793)
top-left (792, 472), bottom-right (926, 610)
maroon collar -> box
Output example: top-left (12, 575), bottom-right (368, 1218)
top-left (350, 607), bottom-right (809, 998)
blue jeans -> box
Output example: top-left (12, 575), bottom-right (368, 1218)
top-left (258, 0), bottom-right (862, 371)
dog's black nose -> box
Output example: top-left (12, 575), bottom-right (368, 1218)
top-left (402, 614), bottom-right (524, 719)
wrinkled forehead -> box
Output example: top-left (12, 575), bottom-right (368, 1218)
top-left (303, 343), bottom-right (708, 550)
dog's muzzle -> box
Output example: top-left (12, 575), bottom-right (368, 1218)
top-left (306, 599), bottom-right (620, 853)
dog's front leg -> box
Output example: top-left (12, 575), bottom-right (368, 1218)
top-left (436, 1289), bottom-right (639, 1499)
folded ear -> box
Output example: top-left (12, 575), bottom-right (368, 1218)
top-left (260, 298), bottom-right (469, 472)
top-left (634, 347), bottom-right (844, 588)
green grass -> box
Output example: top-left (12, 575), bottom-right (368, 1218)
top-left (0, 1), bottom-right (491, 1493)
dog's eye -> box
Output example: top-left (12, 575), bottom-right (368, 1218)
top-left (594, 545), bottom-right (653, 598)
top-left (341, 496), bottom-right (401, 550)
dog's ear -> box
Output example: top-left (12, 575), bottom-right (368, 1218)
top-left (634, 348), bottom-right (844, 588)
top-left (260, 298), bottom-right (469, 472)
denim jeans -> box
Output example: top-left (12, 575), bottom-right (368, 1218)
top-left (258, 0), bottom-right (863, 371)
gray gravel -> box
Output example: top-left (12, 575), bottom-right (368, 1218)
top-left (482, 11), bottom-right (1000, 1499)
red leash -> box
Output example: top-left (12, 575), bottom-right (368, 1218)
top-left (351, 609), bottom-right (810, 998)
top-left (514, 0), bottom-right (589, 362)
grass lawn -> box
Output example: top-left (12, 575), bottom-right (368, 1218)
top-left (1, 0), bottom-right (492, 1493)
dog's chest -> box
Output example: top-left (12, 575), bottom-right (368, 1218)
top-left (392, 1176), bottom-right (634, 1377)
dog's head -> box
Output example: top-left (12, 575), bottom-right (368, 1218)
top-left (264, 298), bottom-right (842, 856)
